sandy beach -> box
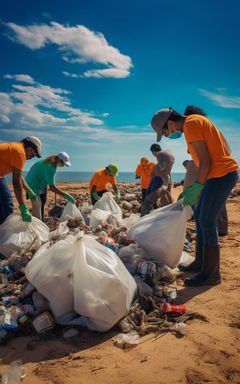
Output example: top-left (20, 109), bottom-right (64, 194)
top-left (1, 182), bottom-right (240, 384)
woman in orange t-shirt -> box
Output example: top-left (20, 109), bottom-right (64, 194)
top-left (135, 157), bottom-right (154, 202)
top-left (151, 108), bottom-right (238, 287)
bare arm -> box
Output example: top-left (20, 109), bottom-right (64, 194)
top-left (49, 184), bottom-right (65, 197)
top-left (12, 168), bottom-right (25, 206)
top-left (21, 177), bottom-right (31, 191)
top-left (191, 140), bottom-right (211, 184)
top-left (91, 185), bottom-right (97, 193)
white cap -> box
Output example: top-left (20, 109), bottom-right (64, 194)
top-left (57, 152), bottom-right (71, 166)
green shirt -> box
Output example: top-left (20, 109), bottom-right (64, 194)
top-left (26, 160), bottom-right (56, 196)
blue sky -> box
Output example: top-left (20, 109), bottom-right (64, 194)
top-left (1, 0), bottom-right (240, 172)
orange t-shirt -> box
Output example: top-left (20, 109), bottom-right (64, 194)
top-left (0, 142), bottom-right (26, 178)
top-left (183, 115), bottom-right (238, 179)
top-left (135, 162), bottom-right (155, 189)
top-left (89, 168), bottom-right (116, 192)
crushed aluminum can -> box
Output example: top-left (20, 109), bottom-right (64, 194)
top-left (32, 311), bottom-right (55, 334)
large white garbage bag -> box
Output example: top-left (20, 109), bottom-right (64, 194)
top-left (25, 233), bottom-right (137, 332)
top-left (128, 201), bottom-right (192, 268)
top-left (0, 214), bottom-right (49, 257)
top-left (60, 202), bottom-right (85, 223)
top-left (92, 192), bottom-right (122, 225)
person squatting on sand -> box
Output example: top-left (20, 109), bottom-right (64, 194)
top-left (141, 143), bottom-right (174, 216)
top-left (135, 157), bottom-right (155, 203)
top-left (25, 152), bottom-right (75, 221)
top-left (89, 164), bottom-right (120, 205)
top-left (0, 136), bottom-right (42, 224)
top-left (151, 107), bottom-right (238, 286)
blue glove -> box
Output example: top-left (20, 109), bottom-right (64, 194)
top-left (92, 191), bottom-right (101, 201)
top-left (64, 193), bottom-right (75, 204)
top-left (19, 203), bottom-right (32, 222)
top-left (183, 182), bottom-right (204, 206)
top-left (115, 190), bottom-right (121, 202)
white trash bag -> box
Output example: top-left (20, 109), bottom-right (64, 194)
top-left (93, 192), bottom-right (122, 225)
top-left (26, 233), bottom-right (137, 332)
top-left (89, 208), bottom-right (112, 230)
top-left (122, 213), bottom-right (140, 228)
top-left (128, 201), bottom-right (192, 268)
top-left (178, 251), bottom-right (195, 267)
top-left (60, 203), bottom-right (85, 223)
top-left (0, 214), bottom-right (49, 257)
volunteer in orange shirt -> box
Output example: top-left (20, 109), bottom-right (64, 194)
top-left (135, 157), bottom-right (154, 202)
top-left (151, 108), bottom-right (238, 286)
top-left (90, 164), bottom-right (120, 205)
top-left (0, 136), bottom-right (42, 224)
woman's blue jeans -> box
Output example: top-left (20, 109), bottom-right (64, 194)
top-left (0, 177), bottom-right (14, 224)
top-left (194, 171), bottom-right (238, 248)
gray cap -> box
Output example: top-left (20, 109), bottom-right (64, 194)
top-left (151, 108), bottom-right (172, 141)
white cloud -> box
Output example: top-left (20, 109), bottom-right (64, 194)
top-left (62, 71), bottom-right (79, 78)
top-left (5, 21), bottom-right (133, 79)
top-left (4, 74), bottom-right (35, 84)
top-left (199, 88), bottom-right (240, 108)
top-left (82, 68), bottom-right (130, 79)
top-left (0, 75), bottom-right (104, 129)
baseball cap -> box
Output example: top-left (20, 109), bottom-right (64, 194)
top-left (151, 108), bottom-right (172, 141)
top-left (57, 152), bottom-right (71, 166)
top-left (26, 136), bottom-right (42, 157)
top-left (108, 163), bottom-right (119, 176)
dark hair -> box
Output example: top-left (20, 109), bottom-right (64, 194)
top-left (184, 105), bottom-right (207, 117)
top-left (168, 109), bottom-right (185, 121)
top-left (150, 143), bottom-right (161, 152)
top-left (161, 109), bottom-right (185, 131)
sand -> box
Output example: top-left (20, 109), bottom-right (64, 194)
top-left (1, 183), bottom-right (240, 384)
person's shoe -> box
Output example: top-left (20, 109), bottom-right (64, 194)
top-left (178, 241), bottom-right (203, 272)
top-left (184, 246), bottom-right (221, 286)
top-left (178, 260), bottom-right (202, 272)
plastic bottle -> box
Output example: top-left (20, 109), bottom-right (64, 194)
top-left (2, 308), bottom-right (19, 331)
top-left (0, 359), bottom-right (27, 384)
top-left (161, 302), bottom-right (186, 315)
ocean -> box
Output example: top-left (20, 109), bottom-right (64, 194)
top-left (5, 171), bottom-right (185, 183)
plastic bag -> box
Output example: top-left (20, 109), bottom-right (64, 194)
top-left (25, 233), bottom-right (137, 332)
top-left (122, 213), bottom-right (140, 228)
top-left (0, 214), bottom-right (49, 257)
top-left (89, 208), bottom-right (112, 230)
top-left (128, 201), bottom-right (192, 268)
top-left (60, 203), bottom-right (85, 223)
top-left (93, 192), bottom-right (122, 225)
top-left (178, 251), bottom-right (195, 266)
top-left (115, 331), bottom-right (139, 349)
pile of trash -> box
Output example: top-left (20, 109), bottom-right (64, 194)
top-left (0, 186), bottom-right (203, 347)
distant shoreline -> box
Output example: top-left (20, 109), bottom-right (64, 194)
top-left (5, 171), bottom-right (185, 183)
